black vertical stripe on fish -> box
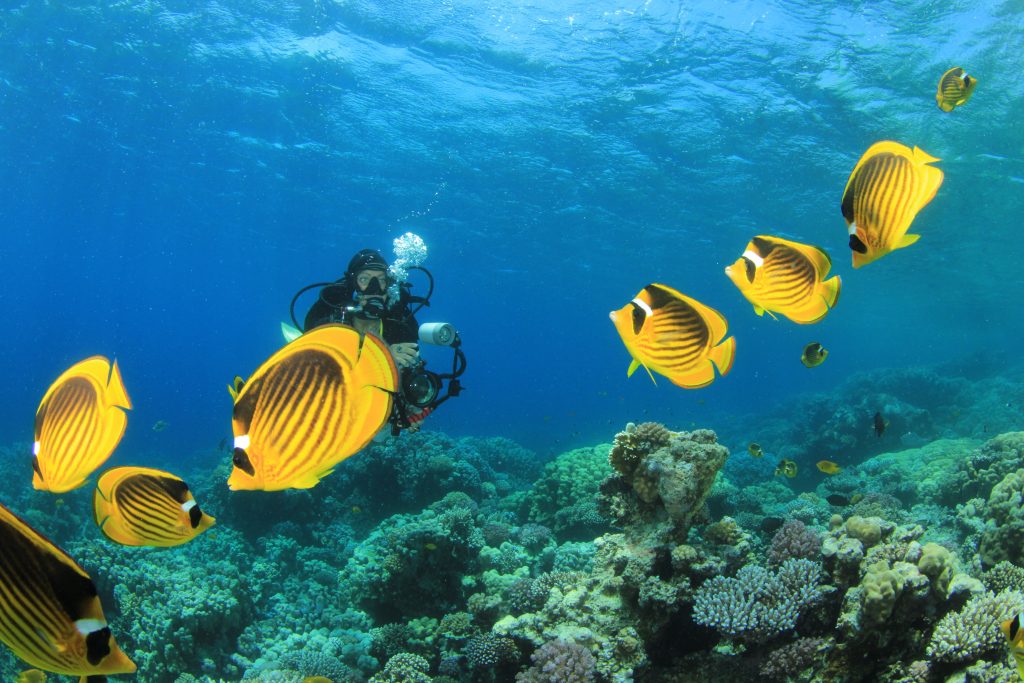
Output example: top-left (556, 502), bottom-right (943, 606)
top-left (630, 302), bottom-right (646, 334)
top-left (1012, 614), bottom-right (1021, 640)
top-left (188, 506), bottom-right (203, 528)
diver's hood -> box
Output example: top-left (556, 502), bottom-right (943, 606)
top-left (346, 249), bottom-right (389, 277)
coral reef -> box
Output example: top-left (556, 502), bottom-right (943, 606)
top-left (693, 559), bottom-right (825, 642)
top-left (598, 428), bottom-right (729, 544)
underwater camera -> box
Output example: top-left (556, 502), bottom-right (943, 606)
top-left (392, 322), bottom-right (466, 434)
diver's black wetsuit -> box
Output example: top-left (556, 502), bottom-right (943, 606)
top-left (303, 280), bottom-right (419, 344)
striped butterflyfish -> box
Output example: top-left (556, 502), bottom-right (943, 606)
top-left (228, 324), bottom-right (398, 491)
top-left (609, 284), bottom-right (735, 389)
top-left (936, 67), bottom-right (976, 112)
top-left (1002, 612), bottom-right (1024, 680)
top-left (32, 356), bottom-right (132, 494)
top-left (93, 466), bottom-right (215, 547)
top-left (724, 235), bottom-right (841, 324)
top-left (840, 141), bottom-right (944, 269)
top-left (0, 501), bottom-right (136, 678)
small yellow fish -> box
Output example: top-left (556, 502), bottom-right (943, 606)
top-left (609, 284), bottom-right (735, 389)
top-left (33, 356), bottom-right (132, 493)
top-left (724, 235), bottom-right (841, 324)
top-left (351, 505), bottom-right (362, 514)
top-left (303, 678), bottom-right (333, 683)
top-left (17, 670), bottom-right (47, 683)
top-left (774, 459), bottom-right (798, 478)
top-left (936, 67), bottom-right (977, 112)
top-left (1001, 612), bottom-right (1024, 680)
top-left (816, 460), bottom-right (842, 475)
top-left (850, 493), bottom-right (864, 505)
top-left (424, 542), bottom-right (438, 551)
top-left (840, 141), bottom-right (944, 268)
top-left (801, 342), bottom-right (828, 368)
top-left (748, 443), bottom-right (764, 458)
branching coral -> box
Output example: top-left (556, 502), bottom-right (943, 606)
top-left (692, 559), bottom-right (823, 642)
top-left (926, 590), bottom-right (1024, 663)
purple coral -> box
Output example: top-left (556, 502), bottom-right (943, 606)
top-left (767, 520), bottom-right (822, 565)
top-left (515, 639), bottom-right (596, 683)
top-left (759, 636), bottom-right (830, 680)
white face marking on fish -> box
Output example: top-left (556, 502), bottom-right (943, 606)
top-left (75, 618), bottom-right (107, 635)
top-left (631, 298), bottom-right (653, 317)
top-left (33, 441), bottom-right (41, 455)
top-left (234, 434), bottom-right (251, 450)
top-left (742, 249), bottom-right (764, 268)
top-left (181, 500), bottom-right (197, 512)
top-left (847, 222), bottom-right (858, 236)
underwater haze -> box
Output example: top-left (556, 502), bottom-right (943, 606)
top-left (2, 0), bottom-right (1022, 457)
top-left (3, 0), bottom-right (1024, 682)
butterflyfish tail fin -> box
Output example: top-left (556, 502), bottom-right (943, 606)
top-left (105, 359), bottom-right (132, 411)
top-left (821, 275), bottom-right (841, 310)
top-left (709, 336), bottom-right (736, 377)
top-left (912, 146), bottom-right (941, 166)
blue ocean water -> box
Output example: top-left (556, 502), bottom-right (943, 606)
top-left (2, 1), bottom-right (1022, 459)
top-left (1, 2), bottom-right (1024, 679)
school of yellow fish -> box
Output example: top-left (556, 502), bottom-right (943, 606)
top-left (1, 325), bottom-right (396, 680)
top-left (609, 67), bottom-right (974, 497)
top-left (0, 67), bottom-right (981, 681)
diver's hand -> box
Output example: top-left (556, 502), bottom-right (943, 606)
top-left (390, 342), bottom-right (419, 368)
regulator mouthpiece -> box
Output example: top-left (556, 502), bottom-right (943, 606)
top-left (419, 322), bottom-right (457, 346)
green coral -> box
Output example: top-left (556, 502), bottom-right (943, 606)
top-left (917, 542), bottom-right (954, 597)
top-left (845, 515), bottom-right (884, 548)
top-left (519, 445), bottom-right (612, 540)
top-left (980, 468), bottom-right (1024, 567)
top-left (368, 652), bottom-right (433, 683)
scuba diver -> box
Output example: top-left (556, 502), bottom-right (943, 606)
top-left (290, 248), bottom-right (465, 434)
